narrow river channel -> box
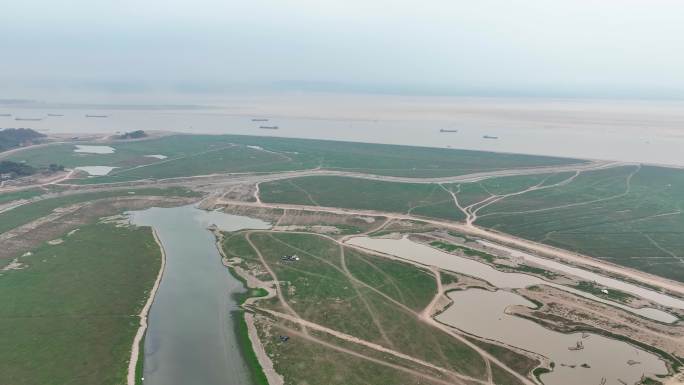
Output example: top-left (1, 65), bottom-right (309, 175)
top-left (128, 205), bottom-right (270, 385)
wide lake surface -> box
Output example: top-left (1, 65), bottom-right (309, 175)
top-left (128, 205), bottom-right (270, 385)
top-left (4, 100), bottom-right (684, 165)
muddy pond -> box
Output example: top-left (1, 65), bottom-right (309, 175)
top-left (347, 236), bottom-right (671, 385)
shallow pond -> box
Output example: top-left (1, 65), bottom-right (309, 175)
top-left (73, 145), bottom-right (115, 154)
top-left (347, 236), bottom-right (677, 322)
top-left (75, 166), bottom-right (117, 176)
top-left (128, 205), bottom-right (270, 385)
top-left (437, 289), bottom-right (667, 385)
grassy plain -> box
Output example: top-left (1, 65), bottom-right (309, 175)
top-left (476, 165), bottom-right (684, 282)
top-left (5, 134), bottom-right (582, 183)
top-left (0, 188), bottom-right (43, 204)
top-left (0, 222), bottom-right (161, 385)
top-left (259, 164), bottom-right (684, 282)
top-left (260, 176), bottom-right (464, 221)
top-left (222, 231), bottom-right (519, 384)
top-left (0, 187), bottom-right (199, 234)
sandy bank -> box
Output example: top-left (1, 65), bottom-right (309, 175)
top-left (126, 228), bottom-right (166, 385)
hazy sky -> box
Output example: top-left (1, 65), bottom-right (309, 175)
top-left (2, 0), bottom-right (684, 99)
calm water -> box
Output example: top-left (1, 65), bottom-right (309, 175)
top-left (3, 105), bottom-right (684, 165)
top-left (128, 205), bottom-right (270, 385)
top-left (478, 240), bottom-right (684, 310)
top-left (437, 289), bottom-right (667, 385)
top-left (347, 236), bottom-right (678, 322)
top-left (346, 236), bottom-right (670, 385)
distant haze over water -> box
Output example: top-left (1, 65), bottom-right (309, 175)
top-left (3, 93), bottom-right (684, 166)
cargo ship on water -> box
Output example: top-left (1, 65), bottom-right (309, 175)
top-left (483, 135), bottom-right (499, 139)
top-left (0, 113), bottom-right (11, 117)
top-left (259, 126), bottom-right (279, 130)
top-left (48, 113), bottom-right (64, 117)
top-left (440, 129), bottom-right (458, 133)
top-left (85, 114), bottom-right (108, 118)
top-left (252, 118), bottom-right (269, 122)
top-left (15, 117), bottom-right (43, 121)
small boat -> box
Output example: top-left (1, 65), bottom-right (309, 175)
top-left (47, 113), bottom-right (64, 117)
top-left (85, 114), bottom-right (108, 118)
top-left (483, 135), bottom-right (499, 139)
top-left (440, 129), bottom-right (458, 133)
top-left (259, 126), bottom-right (279, 130)
top-left (252, 118), bottom-right (269, 122)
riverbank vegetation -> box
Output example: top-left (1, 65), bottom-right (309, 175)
top-left (0, 222), bottom-right (161, 385)
top-left (0, 187), bottom-right (200, 235)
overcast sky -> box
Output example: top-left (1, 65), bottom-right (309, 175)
top-left (2, 0), bottom-right (684, 99)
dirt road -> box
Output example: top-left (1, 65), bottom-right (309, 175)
top-left (217, 198), bottom-right (684, 298)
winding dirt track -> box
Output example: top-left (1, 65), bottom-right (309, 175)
top-left (220, 198), bottom-right (684, 297)
top-left (246, 229), bottom-right (534, 385)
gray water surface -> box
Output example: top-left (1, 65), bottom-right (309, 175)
top-left (437, 289), bottom-right (667, 385)
top-left (346, 236), bottom-right (670, 384)
top-left (128, 205), bottom-right (270, 385)
top-left (4, 102), bottom-right (684, 166)
top-left (347, 236), bottom-right (677, 322)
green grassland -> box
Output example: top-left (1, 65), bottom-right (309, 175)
top-left (260, 176), bottom-right (465, 221)
top-left (0, 188), bottom-right (44, 204)
top-left (476, 165), bottom-right (684, 282)
top-left (223, 231), bottom-right (532, 385)
top-left (258, 326), bottom-right (452, 385)
top-left (5, 134), bottom-right (582, 183)
top-left (0, 187), bottom-right (200, 235)
top-left (259, 165), bottom-right (684, 282)
top-left (0, 222), bottom-right (161, 385)
top-left (443, 171), bottom-right (575, 206)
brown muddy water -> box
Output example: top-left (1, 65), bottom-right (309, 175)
top-left (346, 236), bottom-right (673, 385)
top-left (437, 289), bottom-right (667, 385)
top-left (128, 205), bottom-right (270, 385)
top-left (4, 99), bottom-right (684, 166)
top-left (347, 236), bottom-right (678, 322)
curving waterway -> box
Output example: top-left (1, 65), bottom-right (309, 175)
top-left (128, 205), bottom-right (270, 385)
top-left (347, 236), bottom-right (677, 322)
top-left (478, 240), bottom-right (684, 310)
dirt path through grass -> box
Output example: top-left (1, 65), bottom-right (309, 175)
top-left (225, 198), bottom-right (684, 296)
top-left (245, 229), bottom-right (534, 385)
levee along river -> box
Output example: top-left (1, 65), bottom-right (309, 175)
top-left (128, 205), bottom-right (270, 385)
